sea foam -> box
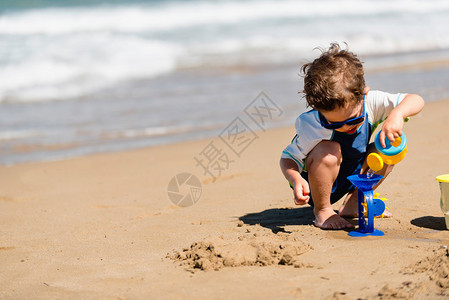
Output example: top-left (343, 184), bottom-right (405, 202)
top-left (1, 0), bottom-right (449, 103)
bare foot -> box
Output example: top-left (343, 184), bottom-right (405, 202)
top-left (338, 190), bottom-right (358, 217)
top-left (313, 207), bottom-right (354, 230)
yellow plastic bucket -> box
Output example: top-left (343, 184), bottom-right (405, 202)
top-left (436, 174), bottom-right (449, 230)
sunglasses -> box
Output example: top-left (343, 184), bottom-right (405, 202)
top-left (319, 97), bottom-right (365, 130)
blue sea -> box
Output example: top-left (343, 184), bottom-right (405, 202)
top-left (1, 0), bottom-right (449, 165)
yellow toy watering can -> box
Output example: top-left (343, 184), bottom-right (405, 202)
top-left (367, 131), bottom-right (407, 172)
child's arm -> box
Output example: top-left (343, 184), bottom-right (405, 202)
top-left (379, 94), bottom-right (425, 148)
top-left (280, 158), bottom-right (310, 205)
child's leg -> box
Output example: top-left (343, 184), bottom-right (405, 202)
top-left (306, 141), bottom-right (354, 229)
top-left (338, 143), bottom-right (394, 217)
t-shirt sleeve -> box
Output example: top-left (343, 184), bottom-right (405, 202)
top-left (367, 90), bottom-right (407, 126)
top-left (281, 111), bottom-right (333, 172)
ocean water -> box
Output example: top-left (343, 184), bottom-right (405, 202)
top-left (1, 0), bottom-right (449, 165)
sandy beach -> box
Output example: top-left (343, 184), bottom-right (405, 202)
top-left (1, 97), bottom-right (449, 299)
top-left (2, 1), bottom-right (449, 298)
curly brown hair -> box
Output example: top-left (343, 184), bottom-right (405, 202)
top-left (301, 42), bottom-right (365, 111)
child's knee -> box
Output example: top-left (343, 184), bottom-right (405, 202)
top-left (307, 141), bottom-right (342, 169)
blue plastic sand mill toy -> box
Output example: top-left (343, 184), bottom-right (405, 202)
top-left (347, 174), bottom-right (385, 237)
top-left (347, 132), bottom-right (408, 237)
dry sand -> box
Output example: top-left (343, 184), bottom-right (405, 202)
top-left (1, 98), bottom-right (449, 299)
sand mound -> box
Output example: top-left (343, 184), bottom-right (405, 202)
top-left (168, 238), bottom-right (311, 271)
top-left (377, 245), bottom-right (449, 299)
top-left (376, 282), bottom-right (421, 299)
top-left (406, 246), bottom-right (449, 289)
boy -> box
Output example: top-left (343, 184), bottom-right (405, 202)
top-left (280, 43), bottom-right (424, 230)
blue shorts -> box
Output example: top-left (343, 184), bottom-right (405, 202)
top-left (299, 154), bottom-right (365, 207)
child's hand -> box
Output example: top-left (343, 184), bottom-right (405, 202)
top-left (293, 178), bottom-right (310, 205)
top-left (379, 110), bottom-right (404, 148)
top-left (378, 94), bottom-right (425, 148)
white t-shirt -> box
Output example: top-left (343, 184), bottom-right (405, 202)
top-left (281, 90), bottom-right (407, 171)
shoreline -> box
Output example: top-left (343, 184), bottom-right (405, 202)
top-left (2, 95), bottom-right (448, 170)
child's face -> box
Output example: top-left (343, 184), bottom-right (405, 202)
top-left (320, 101), bottom-right (364, 134)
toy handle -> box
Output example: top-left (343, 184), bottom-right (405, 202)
top-left (374, 131), bottom-right (407, 155)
